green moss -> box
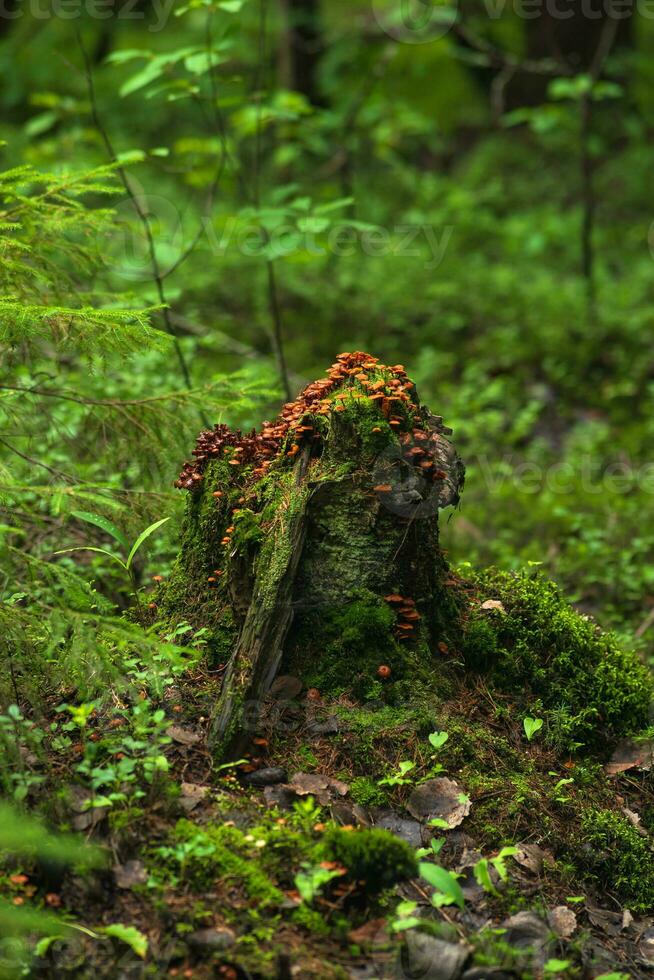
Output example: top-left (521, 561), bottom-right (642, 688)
top-left (575, 809), bottom-right (654, 912)
top-left (162, 819), bottom-right (284, 907)
top-left (462, 570), bottom-right (654, 751)
top-left (349, 776), bottom-right (388, 808)
top-left (285, 592), bottom-right (402, 700)
top-left (319, 826), bottom-right (418, 895)
top-left (292, 904), bottom-right (332, 937)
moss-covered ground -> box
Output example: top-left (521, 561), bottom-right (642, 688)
top-left (4, 562), bottom-right (653, 979)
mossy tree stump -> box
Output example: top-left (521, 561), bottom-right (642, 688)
top-left (160, 352), bottom-right (465, 756)
top-left (159, 351), bottom-right (653, 770)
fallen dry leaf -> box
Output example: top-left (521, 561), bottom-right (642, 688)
top-left (548, 905), bottom-right (577, 939)
top-left (180, 782), bottom-right (210, 812)
top-left (513, 842), bottom-right (553, 875)
top-left (605, 738), bottom-right (654, 776)
top-left (269, 675), bottom-right (303, 701)
top-left (407, 777), bottom-right (471, 828)
top-left (166, 725), bottom-right (201, 747)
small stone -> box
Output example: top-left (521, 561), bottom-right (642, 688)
top-left (402, 933), bottom-right (469, 980)
top-left (187, 928), bottom-right (235, 951)
top-left (306, 716), bottom-right (339, 736)
top-left (500, 911), bottom-right (551, 960)
top-left (374, 811), bottom-right (424, 848)
top-left (263, 785), bottom-right (298, 809)
top-left (243, 767), bottom-right (287, 787)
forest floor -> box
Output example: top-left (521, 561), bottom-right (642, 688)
top-left (7, 593), bottom-right (654, 980)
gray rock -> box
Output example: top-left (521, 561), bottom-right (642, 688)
top-left (374, 810), bottom-right (424, 848)
top-left (187, 928), bottom-right (234, 951)
top-left (243, 766), bottom-right (287, 786)
top-left (499, 911), bottom-right (551, 962)
top-left (306, 716), bottom-right (339, 735)
top-left (401, 933), bottom-right (469, 980)
top-left (263, 784), bottom-right (298, 809)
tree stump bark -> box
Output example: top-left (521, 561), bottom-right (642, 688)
top-left (159, 352), bottom-right (465, 756)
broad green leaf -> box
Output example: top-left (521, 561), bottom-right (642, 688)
top-left (184, 51), bottom-right (226, 75)
top-left (297, 216), bottom-right (330, 234)
top-left (126, 517), bottom-right (171, 570)
top-left (418, 862), bottom-right (465, 910)
top-left (315, 197), bottom-right (354, 215)
top-left (219, 0), bottom-right (245, 11)
top-left (105, 49), bottom-right (151, 65)
top-left (102, 923), bottom-right (148, 959)
top-left (71, 511), bottom-right (129, 551)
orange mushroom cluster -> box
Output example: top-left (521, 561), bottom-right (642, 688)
top-left (175, 351), bottom-right (422, 492)
top-left (384, 593), bottom-right (422, 641)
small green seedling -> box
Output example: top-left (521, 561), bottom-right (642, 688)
top-left (379, 760), bottom-right (416, 787)
top-left (416, 837), bottom-right (445, 859)
top-left (552, 776), bottom-right (574, 803)
top-left (294, 865), bottom-right (344, 904)
top-left (473, 846), bottom-right (518, 897)
top-left (428, 730), bottom-right (449, 750)
top-left (389, 899), bottom-right (421, 933)
top-left (543, 960), bottom-right (571, 975)
top-left (523, 716), bottom-right (544, 741)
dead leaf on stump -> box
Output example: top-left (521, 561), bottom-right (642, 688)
top-left (407, 777), bottom-right (471, 828)
top-left (605, 738), bottom-right (654, 776)
top-left (289, 772), bottom-right (349, 805)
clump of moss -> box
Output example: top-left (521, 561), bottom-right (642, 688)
top-left (161, 819), bottom-right (284, 907)
top-left (349, 776), bottom-right (389, 808)
top-left (575, 809), bottom-right (654, 912)
top-left (462, 570), bottom-right (654, 751)
top-left (319, 827), bottom-right (418, 895)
